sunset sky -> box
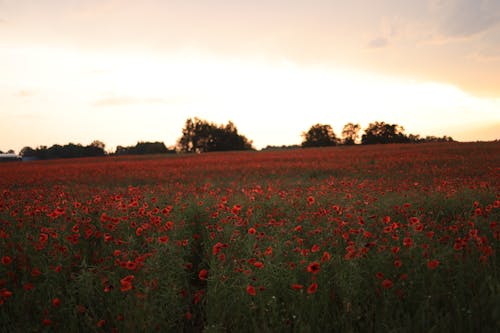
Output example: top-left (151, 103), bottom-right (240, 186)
top-left (1, 0), bottom-right (499, 152)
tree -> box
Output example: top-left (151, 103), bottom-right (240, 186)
top-left (361, 121), bottom-right (409, 144)
top-left (341, 123), bottom-right (361, 145)
top-left (115, 141), bottom-right (173, 155)
top-left (91, 140), bottom-right (106, 150)
top-left (18, 142), bottom-right (106, 159)
top-left (302, 124), bottom-right (337, 148)
top-left (177, 118), bottom-right (253, 153)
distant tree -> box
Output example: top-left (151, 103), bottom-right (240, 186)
top-left (341, 123), bottom-right (361, 145)
top-left (177, 117), bottom-right (253, 153)
top-left (91, 140), bottom-right (106, 150)
top-left (178, 118), bottom-right (197, 153)
top-left (262, 144), bottom-right (301, 151)
top-left (302, 124), bottom-right (337, 148)
top-left (421, 135), bottom-right (455, 143)
top-left (7, 149), bottom-right (15, 154)
top-left (114, 141), bottom-right (174, 155)
top-left (361, 121), bottom-right (409, 144)
top-left (407, 134), bottom-right (421, 143)
top-left (18, 141), bottom-right (106, 159)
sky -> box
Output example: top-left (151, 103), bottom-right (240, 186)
top-left (1, 0), bottom-right (499, 153)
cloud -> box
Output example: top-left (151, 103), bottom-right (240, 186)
top-left (430, 0), bottom-right (500, 38)
top-left (367, 37), bottom-right (389, 49)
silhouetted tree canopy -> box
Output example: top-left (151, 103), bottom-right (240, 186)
top-left (341, 123), bottom-right (361, 145)
top-left (302, 124), bottom-right (338, 147)
top-left (262, 144), bottom-right (301, 151)
top-left (19, 141), bottom-right (106, 159)
top-left (115, 141), bottom-right (174, 155)
top-left (360, 121), bottom-right (454, 144)
top-left (361, 121), bottom-right (410, 144)
top-left (178, 117), bottom-right (254, 153)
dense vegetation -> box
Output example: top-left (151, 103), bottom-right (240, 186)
top-left (0, 142), bottom-right (498, 332)
top-left (6, 118), bottom-right (458, 160)
top-left (115, 142), bottom-right (175, 156)
top-left (301, 121), bottom-right (454, 147)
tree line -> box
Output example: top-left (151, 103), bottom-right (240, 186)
top-left (115, 142), bottom-right (175, 156)
top-left (19, 141), bottom-right (107, 160)
top-left (13, 118), bottom-right (453, 160)
top-left (301, 121), bottom-right (453, 147)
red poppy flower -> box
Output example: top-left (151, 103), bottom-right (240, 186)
top-left (307, 262), bottom-right (320, 274)
top-left (403, 237), bottom-right (413, 247)
top-left (23, 283), bottom-right (34, 291)
top-left (383, 226), bottom-right (393, 233)
top-left (52, 298), bottom-right (60, 307)
top-left (1, 256), bottom-right (12, 265)
top-left (232, 205), bottom-right (242, 215)
top-left (162, 205), bottom-right (173, 215)
top-left (0, 288), bottom-right (13, 299)
top-left (427, 259), bottom-right (440, 270)
top-left (307, 196), bottom-right (315, 205)
top-left (31, 267), bottom-right (42, 277)
top-left (158, 235), bottom-right (169, 244)
top-left (248, 227), bottom-right (256, 235)
top-left (307, 282), bottom-right (318, 294)
top-left (212, 242), bottom-right (224, 255)
top-left (120, 275), bottom-right (134, 292)
top-left (125, 261), bottom-right (137, 270)
top-left (382, 279), bottom-right (394, 289)
top-left (253, 261), bottom-right (264, 268)
top-left (198, 269), bottom-right (208, 280)
top-left (246, 284), bottom-right (256, 296)
top-left (409, 217), bottom-right (420, 224)
top-left (414, 223), bottom-right (424, 232)
top-left (291, 283), bottom-right (304, 290)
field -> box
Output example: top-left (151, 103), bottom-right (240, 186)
top-left (0, 142), bottom-right (499, 332)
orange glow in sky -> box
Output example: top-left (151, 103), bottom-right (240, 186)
top-left (1, 1), bottom-right (499, 152)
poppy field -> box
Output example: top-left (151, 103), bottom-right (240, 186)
top-left (0, 142), bottom-right (499, 332)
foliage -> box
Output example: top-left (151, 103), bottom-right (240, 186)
top-left (341, 123), bottom-right (361, 145)
top-left (361, 121), bottom-right (410, 144)
top-left (262, 145), bottom-right (301, 151)
top-left (302, 124), bottom-right (338, 147)
top-left (178, 117), bottom-right (254, 153)
top-left (19, 141), bottom-right (106, 160)
top-left (115, 141), bottom-right (174, 155)
top-left (360, 121), bottom-right (454, 145)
